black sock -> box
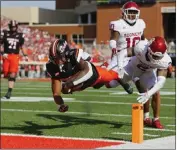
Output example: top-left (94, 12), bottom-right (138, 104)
top-left (8, 88), bottom-right (13, 93)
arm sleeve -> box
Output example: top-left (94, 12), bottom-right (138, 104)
top-left (148, 76), bottom-right (166, 97)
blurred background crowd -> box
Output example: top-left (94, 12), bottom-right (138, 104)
top-left (0, 15), bottom-right (176, 79)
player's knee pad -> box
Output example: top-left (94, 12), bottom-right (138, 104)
top-left (8, 77), bottom-right (16, 82)
top-left (106, 80), bottom-right (120, 88)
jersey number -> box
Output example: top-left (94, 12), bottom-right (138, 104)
top-left (8, 40), bottom-right (17, 49)
top-left (126, 37), bottom-right (141, 48)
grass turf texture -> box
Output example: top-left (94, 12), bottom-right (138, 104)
top-left (1, 78), bottom-right (176, 141)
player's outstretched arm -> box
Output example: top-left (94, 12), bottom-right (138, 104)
top-left (51, 78), bottom-right (69, 112)
top-left (137, 69), bottom-right (167, 104)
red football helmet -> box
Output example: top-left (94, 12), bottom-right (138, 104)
top-left (148, 36), bottom-right (167, 60)
top-left (122, 1), bottom-right (140, 24)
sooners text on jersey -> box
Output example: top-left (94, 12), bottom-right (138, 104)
top-left (110, 19), bottom-right (146, 52)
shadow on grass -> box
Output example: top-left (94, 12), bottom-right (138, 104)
top-left (37, 113), bottom-right (131, 129)
top-left (1, 114), bottom-right (131, 139)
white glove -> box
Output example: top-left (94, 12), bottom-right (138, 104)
top-left (3, 53), bottom-right (8, 59)
top-left (137, 92), bottom-right (151, 104)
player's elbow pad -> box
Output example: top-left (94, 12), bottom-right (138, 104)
top-left (73, 62), bottom-right (93, 86)
top-left (148, 76), bottom-right (166, 96)
top-left (109, 40), bottom-right (116, 49)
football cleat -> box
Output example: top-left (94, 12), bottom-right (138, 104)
top-left (144, 118), bottom-right (152, 127)
top-left (2, 92), bottom-right (11, 99)
top-left (58, 104), bottom-right (69, 113)
top-left (152, 119), bottom-right (164, 129)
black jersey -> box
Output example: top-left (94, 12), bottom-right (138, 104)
top-left (46, 49), bottom-right (83, 80)
top-left (1, 30), bottom-right (25, 54)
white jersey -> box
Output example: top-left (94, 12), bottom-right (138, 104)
top-left (132, 40), bottom-right (172, 73)
top-left (121, 40), bottom-right (172, 90)
top-left (110, 19), bottom-right (146, 51)
top-left (108, 19), bottom-right (146, 77)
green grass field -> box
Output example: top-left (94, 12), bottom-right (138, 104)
top-left (1, 78), bottom-right (176, 141)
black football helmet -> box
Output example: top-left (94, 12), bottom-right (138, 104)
top-left (8, 20), bottom-right (18, 32)
top-left (49, 39), bottom-right (70, 64)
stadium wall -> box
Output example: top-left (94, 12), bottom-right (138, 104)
top-left (29, 24), bottom-right (96, 42)
top-left (1, 7), bottom-right (77, 24)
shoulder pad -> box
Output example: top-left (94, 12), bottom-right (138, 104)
top-left (134, 40), bottom-right (148, 56)
top-left (109, 19), bottom-right (124, 32)
top-left (137, 19), bottom-right (146, 29)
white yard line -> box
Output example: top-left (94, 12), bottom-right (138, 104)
top-left (1, 97), bottom-right (175, 106)
top-left (1, 91), bottom-right (175, 100)
top-left (144, 128), bottom-right (175, 132)
top-left (1, 108), bottom-right (175, 120)
top-left (166, 125), bottom-right (176, 127)
top-left (112, 132), bottom-right (159, 137)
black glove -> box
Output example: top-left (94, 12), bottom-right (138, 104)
top-left (58, 104), bottom-right (69, 112)
top-left (63, 81), bottom-right (74, 89)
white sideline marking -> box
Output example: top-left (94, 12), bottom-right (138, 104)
top-left (1, 133), bottom-right (127, 143)
top-left (97, 136), bottom-right (175, 149)
top-left (1, 97), bottom-right (75, 102)
top-left (111, 91), bottom-right (176, 96)
top-left (166, 125), bottom-right (176, 127)
top-left (144, 128), bottom-right (175, 132)
top-left (112, 132), bottom-right (159, 137)
top-left (1, 108), bottom-right (175, 120)
top-left (1, 97), bottom-right (175, 107)
top-left (1, 91), bottom-right (176, 99)
top-left (110, 91), bottom-right (176, 95)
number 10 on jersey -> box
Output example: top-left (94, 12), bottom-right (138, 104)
top-left (126, 37), bottom-right (141, 48)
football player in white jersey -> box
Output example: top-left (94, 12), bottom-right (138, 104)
top-left (105, 1), bottom-right (146, 94)
top-left (113, 36), bottom-right (171, 129)
top-left (109, 1), bottom-right (145, 74)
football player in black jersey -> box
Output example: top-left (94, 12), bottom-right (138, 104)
top-left (46, 39), bottom-right (120, 112)
top-left (1, 20), bottom-right (28, 99)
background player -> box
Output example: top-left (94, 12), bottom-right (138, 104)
top-left (107, 1), bottom-right (146, 92)
top-left (1, 20), bottom-right (28, 99)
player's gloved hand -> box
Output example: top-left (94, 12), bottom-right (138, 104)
top-left (63, 81), bottom-right (74, 89)
top-left (137, 92), bottom-right (150, 104)
top-left (58, 104), bottom-right (69, 112)
top-left (2, 53), bottom-right (8, 59)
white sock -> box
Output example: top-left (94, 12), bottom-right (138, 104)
top-left (144, 112), bottom-right (150, 119)
top-left (153, 117), bottom-right (159, 121)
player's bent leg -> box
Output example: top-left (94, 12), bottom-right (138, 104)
top-left (2, 73), bottom-right (17, 99)
top-left (118, 79), bottom-right (133, 94)
top-left (135, 79), bottom-right (152, 126)
top-left (151, 91), bottom-right (164, 129)
top-left (93, 66), bottom-right (119, 89)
